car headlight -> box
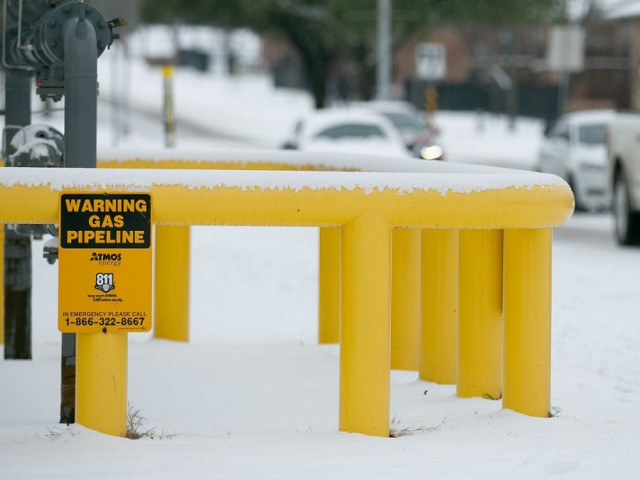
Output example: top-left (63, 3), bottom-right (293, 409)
top-left (421, 145), bottom-right (444, 161)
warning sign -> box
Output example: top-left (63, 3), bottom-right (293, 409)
top-left (58, 193), bottom-right (152, 333)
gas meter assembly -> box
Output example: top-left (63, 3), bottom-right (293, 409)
top-left (1, 0), bottom-right (123, 258)
top-left (3, 0), bottom-right (121, 99)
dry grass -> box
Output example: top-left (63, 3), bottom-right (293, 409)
top-left (389, 415), bottom-right (447, 438)
top-left (126, 403), bottom-right (175, 440)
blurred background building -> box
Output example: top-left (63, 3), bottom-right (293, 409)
top-left (261, 1), bottom-right (638, 123)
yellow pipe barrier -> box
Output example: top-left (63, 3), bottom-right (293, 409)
top-left (457, 230), bottom-right (503, 400)
top-left (0, 175), bottom-right (573, 228)
top-left (318, 227), bottom-right (341, 344)
top-left (420, 229), bottom-right (458, 384)
top-left (99, 158), bottom-right (325, 171)
top-left (0, 166), bottom-right (573, 437)
top-left (390, 228), bottom-right (421, 371)
top-left (503, 228), bottom-right (552, 417)
top-left (75, 332), bottom-right (128, 437)
top-left (154, 225), bottom-right (190, 342)
top-left (339, 211), bottom-right (391, 437)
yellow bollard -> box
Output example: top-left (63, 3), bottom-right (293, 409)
top-left (76, 332), bottom-right (128, 437)
top-left (457, 229), bottom-right (503, 400)
top-left (162, 65), bottom-right (175, 148)
top-left (318, 227), bottom-right (341, 344)
top-left (154, 225), bottom-right (190, 341)
top-left (420, 229), bottom-right (459, 384)
top-left (339, 211), bottom-right (391, 437)
top-left (390, 228), bottom-right (421, 371)
top-left (503, 228), bottom-right (552, 417)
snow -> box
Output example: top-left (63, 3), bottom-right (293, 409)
top-left (99, 54), bottom-right (310, 148)
top-left (436, 111), bottom-right (545, 170)
top-left (0, 162), bottom-right (567, 199)
top-left (2, 37), bottom-right (639, 479)
top-left (98, 145), bottom-right (543, 176)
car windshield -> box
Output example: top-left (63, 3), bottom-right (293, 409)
top-left (382, 112), bottom-right (425, 132)
top-left (313, 123), bottom-right (387, 140)
top-left (578, 123), bottom-right (608, 145)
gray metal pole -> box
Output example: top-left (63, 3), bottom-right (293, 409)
top-left (59, 8), bottom-right (99, 425)
top-left (376, 0), bottom-right (391, 100)
top-left (3, 71), bottom-right (33, 360)
top-left (63, 11), bottom-right (98, 168)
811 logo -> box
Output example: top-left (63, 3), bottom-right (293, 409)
top-left (95, 273), bottom-right (115, 293)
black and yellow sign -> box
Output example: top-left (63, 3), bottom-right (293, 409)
top-left (58, 193), bottom-right (152, 333)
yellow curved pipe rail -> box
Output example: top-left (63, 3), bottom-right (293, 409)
top-left (0, 168), bottom-right (572, 228)
top-left (0, 161), bottom-right (573, 438)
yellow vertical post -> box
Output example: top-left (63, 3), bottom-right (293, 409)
top-left (154, 225), bottom-right (190, 342)
top-left (162, 65), bottom-right (175, 148)
top-left (318, 227), bottom-right (341, 344)
top-left (420, 229), bottom-right (458, 384)
top-left (457, 229), bottom-right (503, 400)
top-left (391, 228), bottom-right (421, 371)
top-left (339, 211), bottom-right (391, 437)
top-left (76, 332), bottom-right (128, 437)
top-left (0, 225), bottom-right (3, 345)
top-left (503, 228), bottom-right (552, 417)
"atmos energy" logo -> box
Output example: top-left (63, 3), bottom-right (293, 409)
top-left (90, 252), bottom-right (122, 265)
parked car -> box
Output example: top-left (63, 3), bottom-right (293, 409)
top-left (537, 109), bottom-right (614, 212)
top-left (282, 109), bottom-right (412, 158)
top-left (358, 100), bottom-right (444, 160)
top-left (606, 111), bottom-right (640, 245)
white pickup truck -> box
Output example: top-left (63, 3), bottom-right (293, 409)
top-left (606, 112), bottom-right (640, 245)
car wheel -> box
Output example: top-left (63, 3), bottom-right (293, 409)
top-left (613, 169), bottom-right (640, 245)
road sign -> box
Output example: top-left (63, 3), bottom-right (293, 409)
top-left (58, 192), bottom-right (152, 333)
top-left (547, 25), bottom-right (585, 73)
top-left (416, 43), bottom-right (446, 81)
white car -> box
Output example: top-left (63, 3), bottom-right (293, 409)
top-left (282, 109), bottom-right (412, 158)
top-left (605, 111), bottom-right (640, 245)
top-left (537, 110), bottom-right (615, 211)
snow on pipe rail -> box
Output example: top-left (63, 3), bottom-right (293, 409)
top-left (0, 149), bottom-right (574, 438)
top-left (0, 148), bottom-right (573, 228)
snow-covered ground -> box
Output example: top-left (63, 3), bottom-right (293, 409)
top-left (2, 41), bottom-right (640, 479)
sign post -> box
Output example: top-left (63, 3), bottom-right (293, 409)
top-left (546, 25), bottom-right (585, 117)
top-left (58, 192), bottom-right (152, 436)
top-left (416, 43), bottom-right (446, 128)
